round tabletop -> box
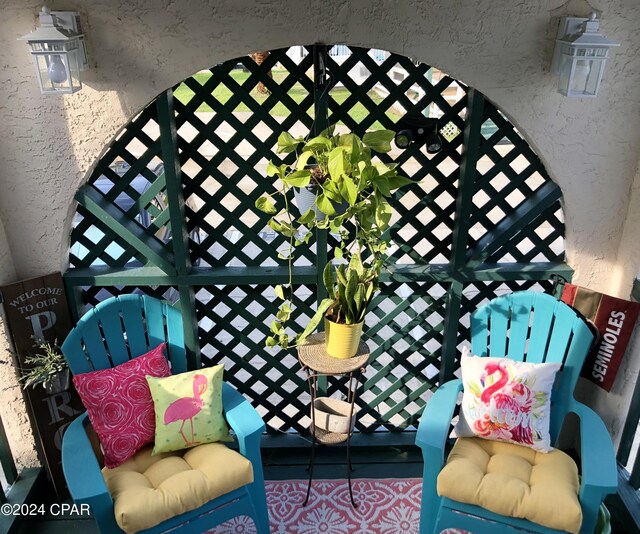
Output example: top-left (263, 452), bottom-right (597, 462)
top-left (298, 332), bottom-right (369, 374)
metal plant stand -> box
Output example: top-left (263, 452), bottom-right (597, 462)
top-left (298, 332), bottom-right (369, 508)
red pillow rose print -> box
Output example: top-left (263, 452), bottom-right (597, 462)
top-left (73, 343), bottom-right (171, 468)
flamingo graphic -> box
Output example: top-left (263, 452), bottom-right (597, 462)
top-left (479, 362), bottom-right (509, 403)
top-left (163, 374), bottom-right (208, 446)
top-left (476, 362), bottom-right (534, 445)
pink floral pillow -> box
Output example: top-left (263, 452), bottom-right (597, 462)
top-left (454, 346), bottom-right (561, 452)
top-left (72, 343), bottom-right (171, 468)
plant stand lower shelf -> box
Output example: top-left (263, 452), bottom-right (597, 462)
top-left (298, 332), bottom-right (369, 508)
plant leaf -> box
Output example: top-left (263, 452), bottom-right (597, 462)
top-left (276, 307), bottom-right (291, 322)
top-left (255, 196), bottom-right (278, 215)
top-left (270, 320), bottom-right (283, 334)
top-left (348, 252), bottom-right (364, 276)
top-left (374, 161), bottom-right (396, 177)
top-left (298, 298), bottom-right (334, 344)
top-left (362, 130), bottom-right (394, 153)
top-left (365, 281), bottom-right (375, 303)
top-left (329, 214), bottom-right (344, 233)
top-left (316, 193), bottom-right (336, 216)
top-left (323, 180), bottom-right (342, 202)
top-left (336, 264), bottom-right (348, 286)
top-left (303, 136), bottom-right (332, 151)
top-left (274, 284), bottom-right (285, 300)
top-left (354, 285), bottom-right (366, 322)
top-left (387, 175), bottom-right (414, 190)
top-left (277, 131), bottom-right (300, 153)
top-left (345, 272), bottom-right (358, 324)
top-left (350, 135), bottom-right (361, 165)
top-left (346, 268), bottom-right (358, 301)
top-left (337, 133), bottom-right (355, 147)
top-left (375, 196), bottom-right (392, 230)
top-left (374, 176), bottom-right (391, 198)
top-left (297, 208), bottom-right (316, 225)
top-left (269, 219), bottom-right (296, 237)
top-left (283, 170), bottom-right (312, 187)
top-left (323, 262), bottom-right (335, 299)
top-left (296, 151), bottom-right (315, 171)
top-left (328, 147), bottom-right (346, 181)
top-left (359, 164), bottom-right (378, 190)
top-left (340, 176), bottom-right (358, 205)
top-left (266, 161), bottom-right (282, 177)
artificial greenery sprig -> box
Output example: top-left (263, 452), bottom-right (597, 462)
top-left (256, 128), bottom-right (413, 349)
top-left (19, 338), bottom-right (68, 389)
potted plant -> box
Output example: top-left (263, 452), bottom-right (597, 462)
top-left (20, 339), bottom-right (70, 394)
top-left (256, 127), bottom-right (412, 357)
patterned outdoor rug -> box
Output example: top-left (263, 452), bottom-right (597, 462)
top-left (211, 478), bottom-right (465, 533)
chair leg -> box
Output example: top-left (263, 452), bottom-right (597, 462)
top-left (419, 466), bottom-right (441, 534)
top-left (88, 497), bottom-right (125, 534)
top-left (247, 475), bottom-right (270, 534)
top-left (579, 488), bottom-right (605, 534)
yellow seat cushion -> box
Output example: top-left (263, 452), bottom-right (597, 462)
top-left (102, 442), bottom-right (253, 533)
top-left (437, 437), bottom-right (582, 534)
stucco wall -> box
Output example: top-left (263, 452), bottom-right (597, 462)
top-left (0, 0), bottom-right (639, 464)
top-left (595, 161), bottom-right (640, 447)
top-left (0, 217), bottom-right (38, 468)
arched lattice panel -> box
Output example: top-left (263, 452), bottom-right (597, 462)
top-left (66, 45), bottom-right (569, 437)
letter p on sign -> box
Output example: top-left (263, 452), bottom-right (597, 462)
top-left (26, 310), bottom-right (57, 340)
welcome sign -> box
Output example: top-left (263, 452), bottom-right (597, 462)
top-left (561, 283), bottom-right (640, 392)
top-left (1, 272), bottom-right (84, 498)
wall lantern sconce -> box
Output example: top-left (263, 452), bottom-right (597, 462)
top-left (19, 6), bottom-right (88, 94)
top-left (551, 12), bottom-right (619, 98)
top-left (394, 114), bottom-right (443, 154)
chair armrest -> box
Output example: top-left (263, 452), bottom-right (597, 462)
top-left (222, 382), bottom-right (265, 458)
top-left (61, 413), bottom-right (112, 503)
top-left (415, 379), bottom-right (463, 468)
top-left (570, 400), bottom-right (618, 499)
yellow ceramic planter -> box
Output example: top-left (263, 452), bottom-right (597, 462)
top-left (324, 318), bottom-right (363, 359)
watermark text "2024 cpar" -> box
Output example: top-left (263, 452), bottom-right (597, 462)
top-left (0, 503), bottom-right (91, 516)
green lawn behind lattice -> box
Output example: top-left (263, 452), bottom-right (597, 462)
top-left (173, 68), bottom-right (401, 128)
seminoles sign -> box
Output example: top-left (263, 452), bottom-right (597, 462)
top-left (561, 283), bottom-right (640, 391)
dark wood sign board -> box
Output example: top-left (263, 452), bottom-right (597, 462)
top-left (0, 273), bottom-right (85, 499)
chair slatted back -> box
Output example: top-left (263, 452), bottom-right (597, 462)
top-left (61, 295), bottom-right (187, 375)
top-left (470, 291), bottom-right (594, 443)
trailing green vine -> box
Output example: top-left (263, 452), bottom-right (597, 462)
top-left (256, 128), bottom-right (412, 349)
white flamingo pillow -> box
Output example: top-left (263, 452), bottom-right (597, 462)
top-left (146, 364), bottom-right (232, 454)
top-left (454, 347), bottom-right (561, 452)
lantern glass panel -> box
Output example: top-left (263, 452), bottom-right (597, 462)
top-left (558, 54), bottom-right (605, 97)
top-left (573, 59), bottom-right (603, 96)
top-left (33, 50), bottom-right (81, 94)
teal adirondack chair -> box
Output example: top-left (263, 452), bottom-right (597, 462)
top-left (60, 295), bottom-right (269, 534)
top-left (416, 291), bottom-right (617, 534)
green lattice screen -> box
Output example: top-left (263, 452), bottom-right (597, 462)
top-left (65, 45), bottom-right (570, 436)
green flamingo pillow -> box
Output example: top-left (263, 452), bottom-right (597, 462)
top-left (146, 365), bottom-right (231, 454)
top-left (454, 347), bottom-right (561, 452)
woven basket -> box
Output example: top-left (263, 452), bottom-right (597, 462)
top-left (312, 397), bottom-right (356, 434)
